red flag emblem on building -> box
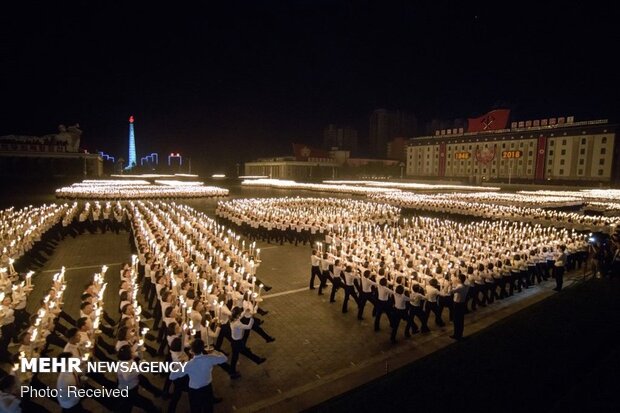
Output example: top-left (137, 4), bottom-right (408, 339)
top-left (292, 143), bottom-right (330, 161)
top-left (467, 109), bottom-right (510, 133)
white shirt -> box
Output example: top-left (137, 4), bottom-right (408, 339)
top-left (231, 318), bottom-right (254, 340)
top-left (182, 352), bottom-right (227, 389)
top-left (57, 372), bottom-right (81, 408)
top-left (0, 391), bottom-right (21, 413)
top-left (117, 362), bottom-right (140, 390)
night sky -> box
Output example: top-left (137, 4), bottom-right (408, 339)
top-left (1, 1), bottom-right (617, 174)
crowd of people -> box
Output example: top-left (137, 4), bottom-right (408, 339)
top-left (216, 197), bottom-right (401, 245)
top-left (322, 180), bottom-right (500, 192)
top-left (55, 180), bottom-right (229, 200)
top-left (1, 204), bottom-right (69, 268)
top-left (369, 192), bottom-right (620, 233)
top-left (240, 178), bottom-right (399, 195)
top-left (309, 217), bottom-right (589, 342)
top-left (1, 188), bottom-right (618, 411)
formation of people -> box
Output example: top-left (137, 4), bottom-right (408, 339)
top-left (369, 192), bottom-right (619, 233)
top-left (56, 180), bottom-right (229, 199)
top-left (240, 178), bottom-right (398, 195)
top-left (217, 197), bottom-right (401, 245)
top-left (310, 216), bottom-right (588, 342)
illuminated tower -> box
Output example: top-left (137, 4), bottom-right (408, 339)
top-left (127, 115), bottom-right (136, 168)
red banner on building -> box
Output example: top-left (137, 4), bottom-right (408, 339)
top-left (535, 136), bottom-right (547, 180)
top-left (438, 142), bottom-right (446, 177)
top-left (292, 144), bottom-right (330, 161)
top-left (467, 109), bottom-right (511, 133)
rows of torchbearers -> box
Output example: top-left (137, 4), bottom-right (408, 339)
top-left (0, 201), bottom-right (277, 412)
top-left (1, 191), bottom-right (619, 411)
top-left (308, 217), bottom-right (589, 342)
top-left (55, 180), bottom-right (229, 200)
top-left (368, 192), bottom-right (619, 233)
top-left (216, 197), bottom-right (400, 245)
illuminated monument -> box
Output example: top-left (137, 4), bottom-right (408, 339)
top-left (127, 115), bottom-right (136, 168)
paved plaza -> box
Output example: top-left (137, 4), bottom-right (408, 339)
top-left (4, 205), bottom-right (590, 413)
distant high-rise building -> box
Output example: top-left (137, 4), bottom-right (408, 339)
top-left (323, 124), bottom-right (358, 153)
top-left (127, 115), bottom-right (136, 169)
top-left (369, 109), bottom-right (417, 157)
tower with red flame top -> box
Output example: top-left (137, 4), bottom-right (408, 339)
top-left (127, 115), bottom-right (136, 168)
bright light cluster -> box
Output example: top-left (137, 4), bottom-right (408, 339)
top-left (241, 178), bottom-right (399, 195)
top-left (216, 197), bottom-right (401, 232)
top-left (129, 201), bottom-right (265, 347)
top-left (323, 180), bottom-right (501, 192)
top-left (428, 192), bottom-right (584, 208)
top-left (519, 189), bottom-right (620, 202)
top-left (55, 180), bottom-right (229, 199)
top-left (369, 192), bottom-right (619, 233)
top-left (0, 204), bottom-right (69, 267)
top-left (12, 268), bottom-right (66, 380)
top-left (320, 216), bottom-right (586, 290)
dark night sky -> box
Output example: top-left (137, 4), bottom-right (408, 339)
top-left (1, 1), bottom-right (618, 174)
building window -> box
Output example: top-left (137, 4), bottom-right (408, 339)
top-left (578, 169), bottom-right (583, 175)
top-left (561, 149), bottom-right (566, 155)
top-left (580, 148), bottom-right (585, 155)
top-left (548, 160), bottom-right (553, 165)
top-left (601, 148), bottom-right (606, 155)
top-left (529, 142), bottom-right (534, 147)
top-left (602, 137), bottom-right (607, 144)
top-left (527, 168), bottom-right (532, 174)
top-left (511, 143), bottom-right (515, 148)
top-left (519, 142), bottom-right (523, 147)
top-left (598, 169), bottom-right (604, 176)
top-left (529, 151), bottom-right (533, 156)
top-left (581, 138), bottom-right (586, 145)
top-left (560, 159), bottom-right (565, 165)
top-left (502, 143), bottom-right (506, 148)
top-left (549, 150), bottom-right (554, 156)
top-left (562, 139), bottom-right (567, 145)
top-left (579, 159), bottom-right (585, 165)
top-left (559, 169), bottom-right (564, 175)
top-left (528, 160), bottom-right (533, 165)
top-left (550, 140), bottom-right (555, 146)
top-left (600, 159), bottom-right (605, 165)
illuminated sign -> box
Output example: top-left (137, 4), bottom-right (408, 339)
top-left (454, 152), bottom-right (471, 160)
top-left (502, 150), bottom-right (522, 159)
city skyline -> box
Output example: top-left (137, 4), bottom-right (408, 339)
top-left (2, 2), bottom-right (617, 173)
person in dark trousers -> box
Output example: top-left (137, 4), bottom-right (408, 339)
top-left (181, 339), bottom-right (227, 413)
top-left (553, 245), bottom-right (568, 291)
top-left (310, 249), bottom-right (321, 290)
top-left (229, 307), bottom-right (266, 379)
top-left (450, 273), bottom-right (470, 340)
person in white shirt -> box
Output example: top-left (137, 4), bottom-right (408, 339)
top-left (0, 375), bottom-right (21, 413)
top-left (310, 249), bottom-right (322, 290)
top-left (450, 273), bottom-right (470, 340)
top-left (116, 345), bottom-right (159, 413)
top-left (181, 339), bottom-right (227, 413)
top-left (56, 352), bottom-right (84, 412)
top-left (229, 307), bottom-right (266, 379)
top-left (424, 278), bottom-right (445, 327)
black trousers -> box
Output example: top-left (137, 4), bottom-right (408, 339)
top-left (167, 375), bottom-right (189, 413)
top-left (553, 266), bottom-right (565, 290)
top-left (453, 302), bottom-right (466, 339)
top-left (329, 277), bottom-right (342, 302)
top-left (188, 383), bottom-right (214, 413)
top-left (374, 299), bottom-right (390, 331)
top-left (118, 385), bottom-right (156, 413)
top-left (310, 266), bottom-right (321, 289)
top-left (357, 291), bottom-right (372, 320)
top-left (215, 322), bottom-right (231, 350)
top-left (424, 301), bottom-right (445, 326)
top-left (341, 284), bottom-right (358, 313)
top-left (230, 338), bottom-right (262, 374)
